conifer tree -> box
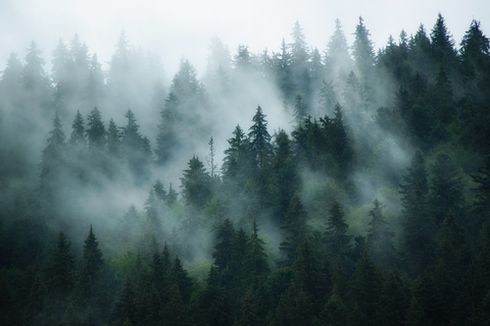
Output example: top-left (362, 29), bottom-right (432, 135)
top-left (366, 200), bottom-right (396, 270)
top-left (353, 17), bottom-right (375, 80)
top-left (78, 226), bottom-right (104, 301)
top-left (280, 194), bottom-right (307, 263)
top-left (180, 156), bottom-right (211, 209)
top-left (247, 218), bottom-right (269, 279)
top-left (248, 106), bottom-right (272, 170)
top-left (70, 110), bottom-right (85, 146)
top-left (86, 107), bottom-right (106, 149)
top-left (325, 200), bottom-right (351, 263)
top-left (46, 232), bottom-right (75, 295)
top-left (213, 218), bottom-right (236, 271)
top-left (400, 152), bottom-right (433, 275)
top-left (114, 279), bottom-right (136, 325)
top-left (430, 14), bottom-right (457, 67)
top-left (107, 118), bottom-right (120, 155)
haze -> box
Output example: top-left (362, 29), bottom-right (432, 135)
top-left (1, 0), bottom-right (488, 74)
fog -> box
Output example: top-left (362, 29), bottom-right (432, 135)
top-left (0, 0), bottom-right (487, 276)
top-left (1, 0), bottom-right (488, 74)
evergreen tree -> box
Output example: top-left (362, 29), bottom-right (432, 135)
top-left (40, 113), bottom-right (66, 203)
top-left (78, 226), bottom-right (104, 301)
top-left (315, 288), bottom-right (349, 326)
top-left (379, 273), bottom-right (410, 326)
top-left (274, 39), bottom-right (293, 103)
top-left (248, 106), bottom-right (272, 170)
top-left (153, 180), bottom-right (167, 202)
top-left (350, 251), bottom-right (383, 326)
top-left (366, 200), bottom-right (396, 270)
top-left (180, 156), bottom-right (211, 209)
top-left (222, 125), bottom-right (250, 180)
top-left (213, 218), bottom-right (236, 271)
top-left (172, 256), bottom-right (193, 304)
top-left (121, 110), bottom-right (151, 178)
top-left (325, 19), bottom-right (352, 80)
top-left (400, 152), bottom-right (433, 275)
top-left (114, 279), bottom-right (136, 325)
top-left (156, 92), bottom-right (179, 164)
top-left (428, 153), bottom-right (464, 226)
top-left (86, 107), bottom-right (106, 149)
top-left (294, 94), bottom-right (307, 124)
top-left (280, 194), bottom-right (307, 263)
top-left (430, 14), bottom-right (457, 67)
top-left (196, 267), bottom-right (232, 326)
top-left (45, 232), bottom-right (75, 295)
top-left (247, 218), bottom-right (269, 279)
top-left (270, 130), bottom-right (297, 224)
top-left (70, 110), bottom-right (85, 146)
top-left (325, 200), bottom-right (351, 263)
top-left (107, 118), bottom-right (120, 155)
top-left (353, 17), bottom-right (375, 80)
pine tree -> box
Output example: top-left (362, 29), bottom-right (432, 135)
top-left (248, 106), bottom-right (272, 170)
top-left (78, 226), bottom-right (104, 301)
top-left (213, 218), bottom-right (236, 271)
top-left (153, 180), bottom-right (167, 202)
top-left (294, 239), bottom-right (325, 312)
top-left (280, 194), bottom-right (307, 264)
top-left (325, 200), bottom-right (351, 263)
top-left (294, 94), bottom-right (307, 124)
top-left (379, 273), bottom-right (410, 326)
top-left (319, 81), bottom-right (338, 115)
top-left (247, 218), bottom-right (269, 279)
top-left (114, 279), bottom-right (136, 325)
top-left (274, 282), bottom-right (314, 326)
top-left (172, 256), bottom-right (193, 304)
top-left (70, 110), bottom-right (85, 145)
top-left (45, 232), bottom-right (75, 295)
top-left (235, 44), bottom-right (253, 71)
top-left (325, 19), bottom-right (352, 80)
top-left (167, 183), bottom-right (178, 206)
top-left (431, 215), bottom-right (470, 324)
top-left (107, 118), bottom-right (120, 155)
top-left (156, 92), bottom-right (179, 164)
top-left (366, 200), bottom-right (396, 270)
top-left (353, 17), bottom-right (375, 80)
top-left (351, 251), bottom-right (383, 326)
top-left (40, 113), bottom-right (66, 203)
top-left (428, 153), bottom-right (464, 226)
top-left (180, 156), bottom-right (211, 209)
top-left (400, 152), bottom-right (433, 275)
top-left (270, 130), bottom-right (297, 225)
top-left (430, 14), bottom-right (457, 67)
top-left (315, 288), bottom-right (349, 326)
top-left (121, 110), bottom-right (151, 177)
top-left (86, 107), bottom-right (106, 149)
top-left (222, 125), bottom-right (251, 180)
top-left (196, 267), bottom-right (232, 326)
top-left (235, 288), bottom-right (261, 326)
top-left (88, 54), bottom-right (104, 107)
top-left (274, 39), bottom-right (293, 103)
top-left (460, 20), bottom-right (490, 79)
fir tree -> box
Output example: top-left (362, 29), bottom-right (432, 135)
top-left (86, 107), bottom-right (106, 149)
top-left (70, 110), bottom-right (85, 146)
top-left (78, 226), bottom-right (104, 301)
top-left (45, 232), bottom-right (75, 295)
top-left (325, 200), bottom-right (351, 263)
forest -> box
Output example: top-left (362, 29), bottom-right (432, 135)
top-left (1, 12), bottom-right (490, 326)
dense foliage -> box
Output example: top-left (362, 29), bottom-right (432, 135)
top-left (1, 15), bottom-right (490, 325)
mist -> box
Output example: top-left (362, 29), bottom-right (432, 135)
top-left (1, 1), bottom-right (490, 325)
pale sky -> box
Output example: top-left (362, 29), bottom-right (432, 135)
top-left (0, 0), bottom-right (488, 75)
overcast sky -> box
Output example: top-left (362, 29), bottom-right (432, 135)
top-left (0, 0), bottom-right (488, 75)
